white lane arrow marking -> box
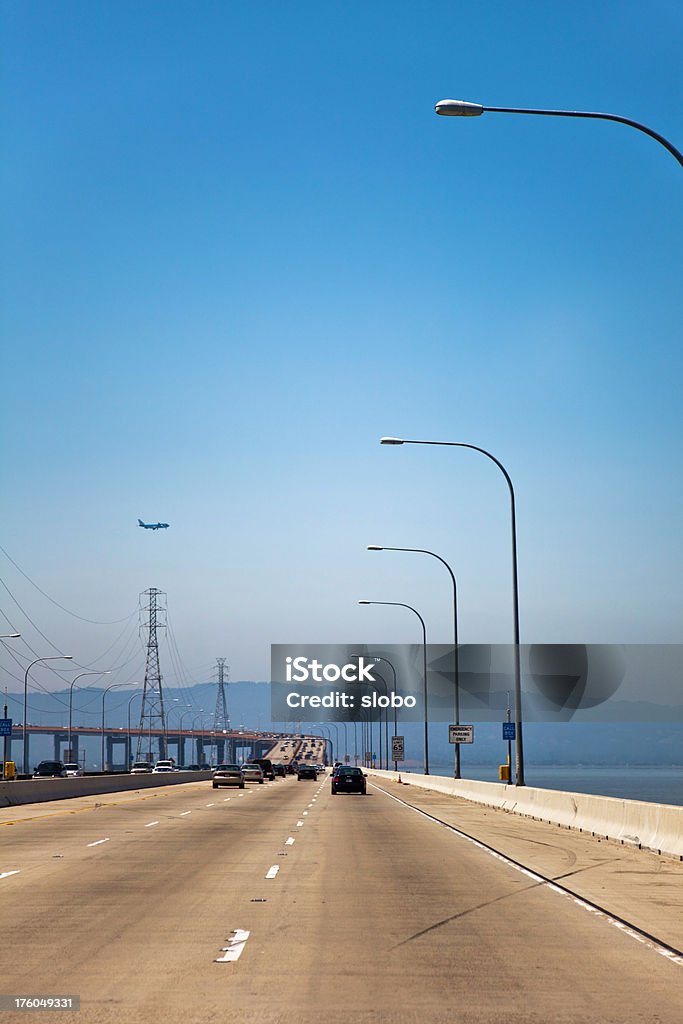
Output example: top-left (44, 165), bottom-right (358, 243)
top-left (215, 929), bottom-right (251, 963)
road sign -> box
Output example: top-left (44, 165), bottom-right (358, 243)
top-left (391, 736), bottom-right (405, 761)
top-left (0, 719), bottom-right (12, 737)
top-left (449, 724), bottom-right (474, 744)
top-left (502, 722), bottom-right (516, 741)
top-left (365, 752), bottom-right (372, 762)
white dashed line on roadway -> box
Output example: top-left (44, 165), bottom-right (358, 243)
top-left (87, 838), bottom-right (110, 847)
top-left (266, 865), bottom-right (280, 879)
top-left (0, 871), bottom-right (20, 881)
top-left (285, 837), bottom-right (295, 845)
top-left (145, 821), bottom-right (159, 827)
top-left (215, 929), bottom-right (251, 963)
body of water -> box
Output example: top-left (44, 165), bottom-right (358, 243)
top-left (422, 763), bottom-right (683, 806)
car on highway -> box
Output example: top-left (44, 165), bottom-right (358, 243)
top-left (272, 763), bottom-right (287, 778)
top-left (33, 760), bottom-right (67, 778)
top-left (153, 759), bottom-right (176, 772)
top-left (241, 763), bottom-right (265, 784)
top-left (152, 764), bottom-right (175, 773)
top-left (251, 757), bottom-right (276, 781)
top-left (63, 763), bottom-right (84, 777)
top-left (212, 764), bottom-right (245, 789)
top-left (297, 764), bottom-right (318, 781)
top-left (331, 766), bottom-right (367, 795)
top-left (130, 761), bottom-right (153, 774)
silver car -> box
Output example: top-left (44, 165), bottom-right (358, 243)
top-left (212, 764), bottom-right (245, 789)
top-left (241, 763), bottom-right (265, 784)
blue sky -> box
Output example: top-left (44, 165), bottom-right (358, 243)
top-left (1, 1), bottom-right (681, 697)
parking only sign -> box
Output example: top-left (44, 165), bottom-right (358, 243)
top-left (391, 736), bottom-right (405, 761)
top-left (449, 724), bottom-right (474, 744)
top-left (502, 722), bottom-right (516, 741)
top-left (0, 719), bottom-right (12, 737)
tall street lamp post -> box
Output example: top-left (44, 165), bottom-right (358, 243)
top-left (434, 99), bottom-right (683, 168)
top-left (369, 545), bottom-right (462, 777)
top-left (23, 655), bottom-right (73, 774)
top-left (359, 600), bottom-right (430, 774)
top-left (101, 683), bottom-right (137, 771)
top-left (381, 436), bottom-right (525, 785)
top-left (68, 671), bottom-right (110, 763)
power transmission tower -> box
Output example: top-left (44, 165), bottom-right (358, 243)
top-left (136, 588), bottom-right (167, 761)
top-left (211, 658), bottom-right (230, 763)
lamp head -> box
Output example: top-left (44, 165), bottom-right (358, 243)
top-left (358, 600), bottom-right (371, 605)
top-left (380, 437), bottom-right (404, 445)
top-left (435, 99), bottom-right (484, 117)
top-left (367, 545), bottom-right (383, 551)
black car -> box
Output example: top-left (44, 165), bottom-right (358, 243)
top-left (331, 766), bottom-right (367, 795)
top-left (272, 763), bottom-right (287, 778)
top-left (33, 760), bottom-right (67, 778)
top-left (297, 765), bottom-right (318, 781)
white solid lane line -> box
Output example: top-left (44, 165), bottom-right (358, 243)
top-left (145, 821), bottom-right (160, 827)
top-left (0, 871), bottom-right (20, 881)
top-left (285, 837), bottom-right (295, 845)
top-left (215, 929), bottom-right (251, 964)
top-left (266, 865), bottom-right (280, 879)
top-left (87, 838), bottom-right (110, 847)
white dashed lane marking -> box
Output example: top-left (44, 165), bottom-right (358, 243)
top-left (0, 871), bottom-right (20, 881)
top-left (285, 837), bottom-right (295, 845)
top-left (206, 803), bottom-right (215, 807)
top-left (87, 838), bottom-right (110, 847)
top-left (180, 811), bottom-right (191, 816)
top-left (266, 865), bottom-right (280, 879)
top-left (215, 929), bottom-right (251, 963)
top-left (145, 821), bottom-right (159, 827)
top-left (296, 820), bottom-right (304, 827)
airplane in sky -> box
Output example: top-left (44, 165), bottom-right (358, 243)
top-left (138, 519), bottom-right (170, 530)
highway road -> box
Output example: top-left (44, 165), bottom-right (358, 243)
top-left (1, 772), bottom-right (681, 1023)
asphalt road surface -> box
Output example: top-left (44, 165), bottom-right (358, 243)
top-left (1, 773), bottom-right (681, 1023)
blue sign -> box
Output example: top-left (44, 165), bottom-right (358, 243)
top-left (502, 722), bottom-right (516, 741)
top-left (0, 719), bottom-right (12, 737)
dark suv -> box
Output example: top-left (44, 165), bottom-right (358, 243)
top-left (33, 760), bottom-right (68, 778)
top-left (331, 766), bottom-right (367, 795)
top-left (252, 758), bottom-right (276, 781)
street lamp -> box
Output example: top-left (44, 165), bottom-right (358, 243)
top-left (434, 99), bottom-right (683, 168)
top-left (369, 655), bottom-right (397, 770)
top-left (380, 436), bottom-right (525, 785)
top-left (68, 671), bottom-right (110, 762)
top-left (101, 683), bottom-right (137, 771)
top-left (23, 655), bottom-right (73, 774)
top-left (369, 544), bottom-right (462, 778)
top-left (359, 599), bottom-right (430, 774)
top-left (126, 690), bottom-right (144, 767)
top-left (351, 651), bottom-right (389, 770)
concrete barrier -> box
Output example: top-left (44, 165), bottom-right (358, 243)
top-left (367, 769), bottom-right (683, 860)
top-left (0, 771), bottom-right (214, 808)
